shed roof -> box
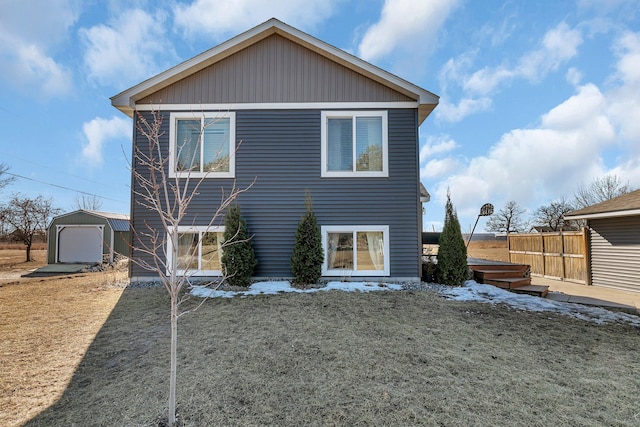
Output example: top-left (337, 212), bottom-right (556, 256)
top-left (111, 18), bottom-right (438, 124)
top-left (50, 210), bottom-right (130, 232)
top-left (565, 189), bottom-right (640, 220)
top-left (86, 211), bottom-right (131, 232)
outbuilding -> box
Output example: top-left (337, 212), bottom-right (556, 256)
top-left (565, 189), bottom-right (640, 292)
top-left (47, 210), bottom-right (130, 264)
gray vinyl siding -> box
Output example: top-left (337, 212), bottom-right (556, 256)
top-left (588, 216), bottom-right (640, 292)
top-left (138, 34), bottom-right (413, 105)
top-left (131, 108), bottom-right (421, 279)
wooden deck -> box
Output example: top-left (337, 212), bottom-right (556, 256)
top-left (468, 259), bottom-right (548, 298)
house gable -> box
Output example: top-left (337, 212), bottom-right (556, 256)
top-left (138, 34), bottom-right (414, 106)
top-left (111, 18), bottom-right (438, 122)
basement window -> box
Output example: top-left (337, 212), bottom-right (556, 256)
top-left (322, 225), bottom-right (390, 276)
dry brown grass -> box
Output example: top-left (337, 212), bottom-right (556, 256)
top-left (0, 257), bottom-right (127, 427)
top-left (0, 243), bottom-right (47, 251)
top-left (0, 249), bottom-right (47, 273)
top-left (2, 254), bottom-right (639, 426)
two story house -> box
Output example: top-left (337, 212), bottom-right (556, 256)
top-left (111, 18), bottom-right (438, 283)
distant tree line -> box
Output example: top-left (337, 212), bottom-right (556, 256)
top-left (485, 174), bottom-right (635, 233)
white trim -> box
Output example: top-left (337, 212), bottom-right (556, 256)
top-left (320, 110), bottom-right (389, 178)
top-left (168, 111), bottom-right (235, 179)
top-left (565, 209), bottom-right (640, 220)
top-left (321, 225), bottom-right (390, 276)
top-left (109, 227), bottom-right (115, 263)
top-left (167, 226), bottom-right (225, 276)
top-left (135, 102), bottom-right (418, 112)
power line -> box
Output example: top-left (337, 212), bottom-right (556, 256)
top-left (4, 172), bottom-right (127, 204)
top-left (10, 155), bottom-right (117, 187)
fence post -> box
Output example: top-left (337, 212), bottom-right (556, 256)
top-left (560, 229), bottom-right (565, 281)
top-left (540, 232), bottom-right (545, 277)
top-left (582, 226), bottom-right (591, 285)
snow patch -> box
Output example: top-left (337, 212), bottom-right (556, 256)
top-left (190, 280), bottom-right (640, 327)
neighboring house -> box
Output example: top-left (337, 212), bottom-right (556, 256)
top-left (47, 210), bottom-right (130, 264)
top-left (565, 189), bottom-right (640, 292)
top-left (111, 18), bottom-right (438, 282)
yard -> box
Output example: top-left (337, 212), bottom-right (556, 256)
top-left (1, 246), bottom-right (639, 426)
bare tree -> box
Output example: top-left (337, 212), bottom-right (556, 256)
top-left (533, 197), bottom-right (576, 231)
top-left (0, 194), bottom-right (61, 261)
top-left (73, 193), bottom-right (103, 211)
top-left (574, 174), bottom-right (634, 209)
top-left (131, 110), bottom-right (253, 426)
top-left (0, 163), bottom-right (16, 191)
top-left (485, 201), bottom-right (527, 234)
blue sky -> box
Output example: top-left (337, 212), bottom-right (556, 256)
top-left (1, 0), bottom-right (639, 232)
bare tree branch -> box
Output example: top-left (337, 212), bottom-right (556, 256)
top-left (574, 174), bottom-right (634, 209)
top-left (486, 201), bottom-right (527, 234)
top-left (0, 194), bottom-right (61, 261)
top-left (129, 109), bottom-right (254, 426)
top-left (533, 197), bottom-right (577, 231)
top-left (73, 194), bottom-right (103, 211)
top-left (0, 163), bottom-right (16, 191)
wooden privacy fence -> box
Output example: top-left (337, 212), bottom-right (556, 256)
top-left (508, 230), bottom-right (589, 284)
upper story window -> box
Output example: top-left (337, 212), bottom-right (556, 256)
top-left (321, 111), bottom-right (388, 178)
top-left (169, 112), bottom-right (235, 178)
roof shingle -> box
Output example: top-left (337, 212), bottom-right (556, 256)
top-left (565, 189), bottom-right (640, 219)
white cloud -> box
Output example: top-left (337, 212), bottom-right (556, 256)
top-left (439, 22), bottom-right (583, 122)
top-left (0, 0), bottom-right (79, 47)
top-left (516, 22), bottom-right (583, 82)
top-left (419, 135), bottom-right (457, 162)
top-left (438, 53), bottom-right (476, 92)
top-left (432, 83), bottom-right (615, 220)
top-left (82, 116), bottom-right (131, 166)
top-left (0, 0), bottom-right (78, 98)
top-left (607, 31), bottom-right (640, 148)
top-left (463, 66), bottom-right (514, 96)
top-left (436, 96), bottom-right (492, 122)
top-left (173, 0), bottom-right (338, 39)
top-left (566, 67), bottom-right (583, 86)
top-left (80, 9), bottom-right (173, 87)
top-left (357, 0), bottom-right (459, 62)
top-left (421, 158), bottom-right (460, 179)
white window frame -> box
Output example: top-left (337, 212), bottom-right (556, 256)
top-left (168, 111), bottom-right (236, 178)
top-left (167, 226), bottom-right (225, 276)
top-left (320, 111), bottom-right (389, 178)
top-left (321, 225), bottom-right (390, 276)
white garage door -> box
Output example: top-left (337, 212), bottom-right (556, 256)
top-left (58, 226), bottom-right (103, 263)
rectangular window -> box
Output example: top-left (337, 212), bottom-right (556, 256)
top-left (322, 226), bottom-right (390, 276)
top-left (321, 111), bottom-right (388, 177)
top-left (169, 112), bottom-right (235, 178)
top-left (169, 226), bottom-right (224, 276)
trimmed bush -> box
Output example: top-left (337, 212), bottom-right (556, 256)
top-left (290, 192), bottom-right (324, 287)
top-left (436, 191), bottom-right (468, 286)
top-left (221, 205), bottom-right (257, 288)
